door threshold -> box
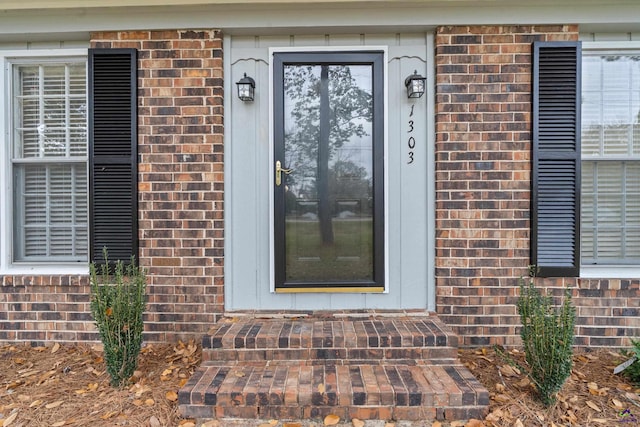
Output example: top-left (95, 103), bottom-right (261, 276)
top-left (275, 286), bottom-right (385, 293)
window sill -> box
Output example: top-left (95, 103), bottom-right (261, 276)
top-left (580, 266), bottom-right (640, 279)
top-left (1, 264), bottom-right (89, 276)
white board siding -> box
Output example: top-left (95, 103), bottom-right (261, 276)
top-left (225, 33), bottom-right (433, 311)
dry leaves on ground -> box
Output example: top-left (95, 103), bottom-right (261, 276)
top-left (0, 340), bottom-right (201, 427)
top-left (1, 342), bottom-right (639, 427)
top-left (459, 347), bottom-right (640, 427)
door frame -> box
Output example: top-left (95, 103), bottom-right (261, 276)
top-left (268, 46), bottom-right (390, 293)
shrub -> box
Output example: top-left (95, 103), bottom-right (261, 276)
top-left (620, 339), bottom-right (640, 385)
top-left (90, 250), bottom-right (147, 387)
top-left (516, 275), bottom-right (576, 406)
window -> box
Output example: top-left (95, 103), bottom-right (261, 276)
top-left (581, 52), bottom-right (640, 265)
top-left (1, 48), bottom-right (137, 271)
top-left (532, 42), bottom-right (640, 277)
top-left (6, 56), bottom-right (88, 264)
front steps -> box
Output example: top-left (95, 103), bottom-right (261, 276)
top-left (178, 311), bottom-right (489, 422)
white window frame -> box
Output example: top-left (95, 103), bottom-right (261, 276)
top-left (580, 41), bottom-right (640, 279)
top-left (0, 49), bottom-right (89, 275)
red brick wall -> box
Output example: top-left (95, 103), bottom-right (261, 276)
top-left (91, 29), bottom-right (225, 342)
top-left (435, 25), bottom-right (640, 347)
top-left (2, 25), bottom-right (639, 348)
top-left (0, 29), bottom-right (225, 343)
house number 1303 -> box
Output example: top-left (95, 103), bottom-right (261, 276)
top-left (407, 104), bottom-right (416, 164)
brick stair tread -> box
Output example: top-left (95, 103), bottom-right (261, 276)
top-left (202, 314), bottom-right (459, 363)
top-left (178, 361), bottom-right (489, 421)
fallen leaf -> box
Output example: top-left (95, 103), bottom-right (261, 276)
top-left (51, 343), bottom-right (60, 354)
top-left (495, 383), bottom-right (506, 392)
top-left (283, 423), bottom-right (302, 427)
top-left (45, 401), bottom-right (63, 409)
top-left (100, 411), bottom-right (118, 420)
top-left (180, 423), bottom-right (195, 427)
top-left (485, 411), bottom-right (502, 423)
top-left (165, 391), bottom-right (178, 402)
top-left (324, 414), bottom-right (340, 425)
top-left (29, 400), bottom-right (42, 408)
top-left (145, 398), bottom-right (155, 406)
top-left (612, 398), bottom-right (624, 409)
top-left (233, 371), bottom-right (245, 378)
top-left (626, 392), bottom-right (640, 401)
top-left (201, 422), bottom-right (221, 427)
top-left (450, 421), bottom-right (465, 427)
top-left (586, 400), bottom-right (601, 412)
top-left (565, 410), bottom-right (578, 423)
top-left (352, 419), bottom-right (365, 427)
top-left (51, 422), bottom-right (66, 427)
top-left (318, 383), bottom-right (326, 393)
top-left (2, 412), bottom-right (18, 427)
top-left (465, 420), bottom-right (484, 427)
top-left (132, 399), bottom-right (143, 407)
top-left (268, 422), bottom-right (278, 427)
top-left (431, 422), bottom-right (442, 427)
top-left (499, 365), bottom-right (519, 377)
top-left (493, 393), bottom-right (511, 403)
top-left (149, 416), bottom-right (161, 427)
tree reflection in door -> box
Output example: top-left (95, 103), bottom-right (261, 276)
top-left (281, 62), bottom-right (375, 283)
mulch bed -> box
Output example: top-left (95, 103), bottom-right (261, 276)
top-left (1, 341), bottom-right (639, 427)
top-left (0, 341), bottom-right (200, 427)
top-left (459, 347), bottom-right (640, 426)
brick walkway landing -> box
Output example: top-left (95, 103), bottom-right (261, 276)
top-left (178, 311), bottom-right (489, 422)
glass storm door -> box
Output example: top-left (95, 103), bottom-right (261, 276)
top-left (273, 51), bottom-right (385, 291)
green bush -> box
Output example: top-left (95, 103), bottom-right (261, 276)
top-left (90, 250), bottom-right (147, 387)
top-left (620, 339), bottom-right (640, 385)
top-left (517, 276), bottom-right (576, 406)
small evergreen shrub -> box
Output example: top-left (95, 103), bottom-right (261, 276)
top-left (90, 250), bottom-right (147, 387)
top-left (517, 275), bottom-right (576, 406)
top-left (620, 339), bottom-right (640, 385)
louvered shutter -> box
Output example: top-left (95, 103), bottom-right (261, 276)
top-left (531, 41), bottom-right (581, 277)
top-left (88, 49), bottom-right (138, 265)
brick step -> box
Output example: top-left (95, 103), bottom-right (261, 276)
top-left (206, 346), bottom-right (457, 363)
top-left (178, 361), bottom-right (489, 421)
top-left (202, 312), bottom-right (459, 362)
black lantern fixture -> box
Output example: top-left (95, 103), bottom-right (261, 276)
top-left (404, 70), bottom-right (426, 99)
top-left (236, 73), bottom-right (256, 102)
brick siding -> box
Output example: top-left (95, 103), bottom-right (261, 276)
top-left (2, 25), bottom-right (639, 348)
top-left (0, 29), bottom-right (225, 343)
top-left (435, 25), bottom-right (640, 347)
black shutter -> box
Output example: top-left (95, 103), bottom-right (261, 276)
top-left (89, 48), bottom-right (138, 265)
top-left (531, 41), bottom-right (581, 277)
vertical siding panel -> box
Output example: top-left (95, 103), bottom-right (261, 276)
top-left (227, 33), bottom-right (429, 310)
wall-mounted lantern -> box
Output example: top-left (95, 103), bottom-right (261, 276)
top-left (404, 70), bottom-right (426, 99)
top-left (236, 73), bottom-right (256, 102)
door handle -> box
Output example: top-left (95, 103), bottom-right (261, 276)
top-left (275, 160), bottom-right (293, 186)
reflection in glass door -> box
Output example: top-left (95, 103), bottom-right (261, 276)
top-left (273, 51), bottom-right (384, 291)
